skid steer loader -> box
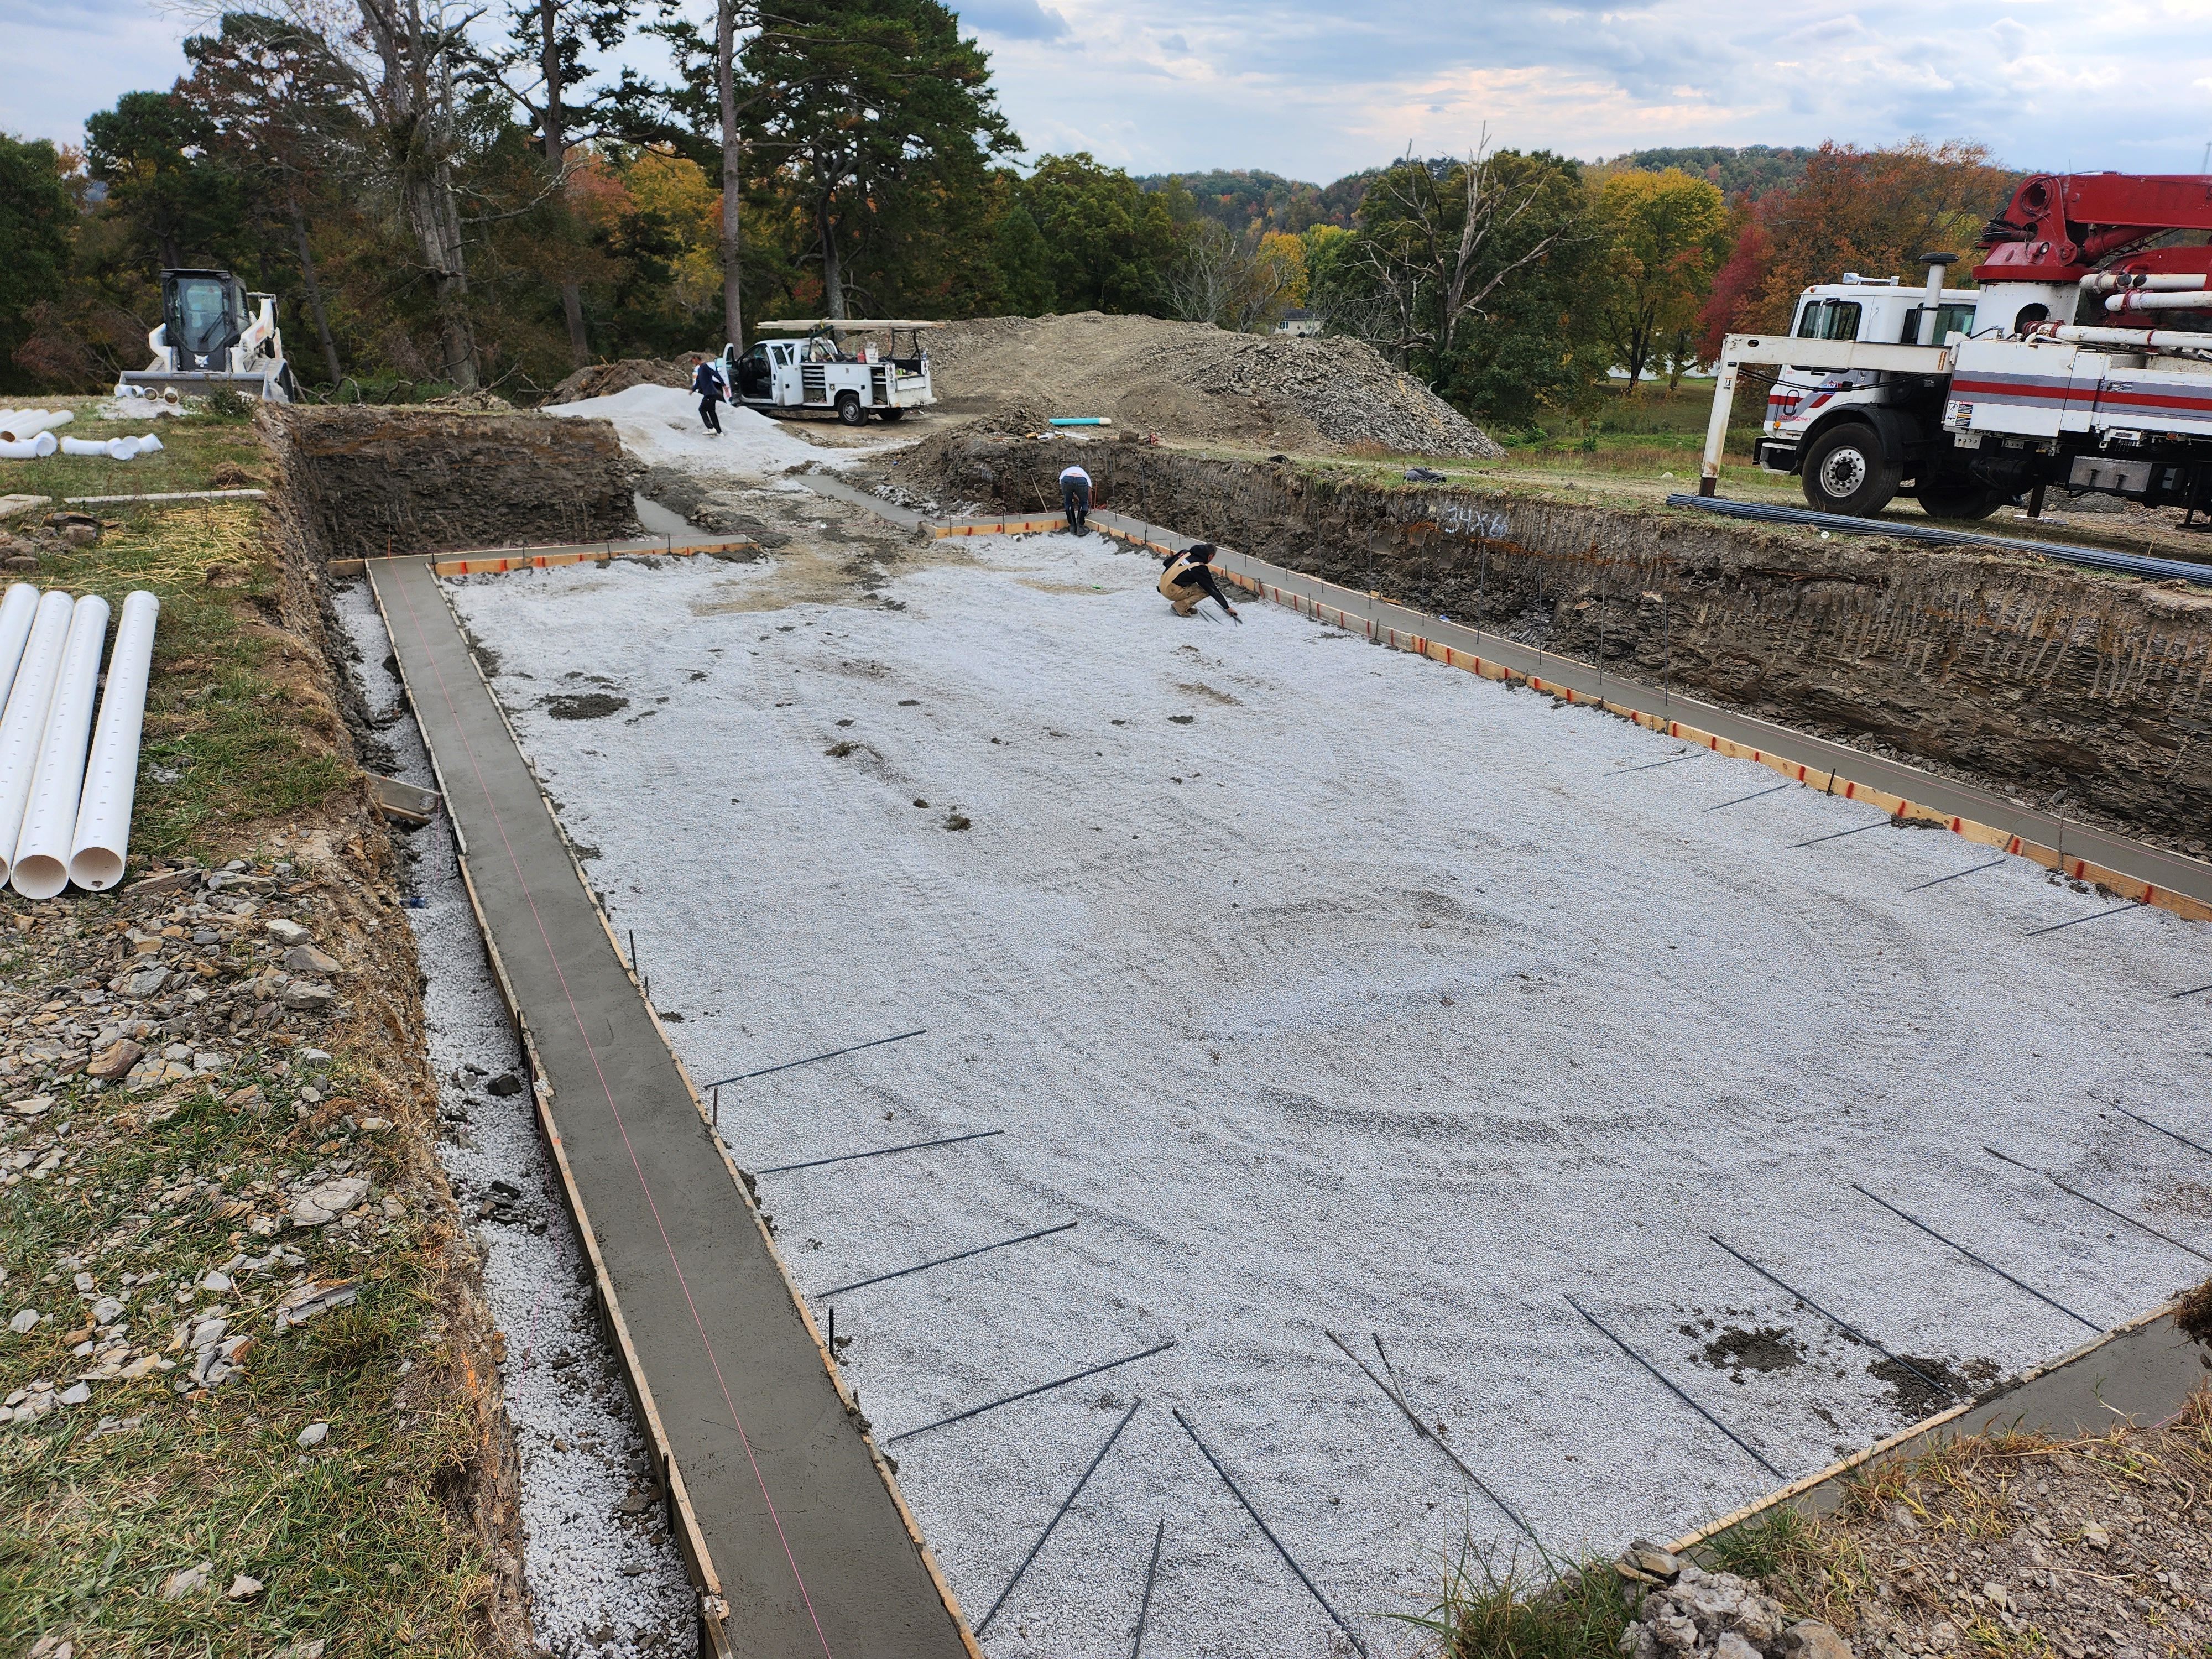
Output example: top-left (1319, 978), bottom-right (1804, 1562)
top-left (117, 268), bottom-right (296, 402)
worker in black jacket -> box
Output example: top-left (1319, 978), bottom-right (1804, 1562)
top-left (691, 355), bottom-right (727, 435)
top-left (1157, 543), bottom-right (1240, 621)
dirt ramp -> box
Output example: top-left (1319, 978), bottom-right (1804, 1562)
top-left (921, 312), bottom-right (1503, 458)
top-left (268, 406), bottom-right (640, 561)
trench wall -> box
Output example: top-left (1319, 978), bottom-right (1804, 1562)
top-left (265, 406), bottom-right (639, 561)
top-left (938, 437), bottom-right (2212, 845)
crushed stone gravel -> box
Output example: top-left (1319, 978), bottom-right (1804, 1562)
top-left (441, 529), bottom-right (2210, 1659)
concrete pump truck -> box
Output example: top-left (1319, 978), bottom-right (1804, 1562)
top-left (1700, 173), bottom-right (2212, 523)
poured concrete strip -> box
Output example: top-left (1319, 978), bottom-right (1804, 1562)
top-left (1666, 1306), bottom-right (2207, 1553)
top-left (1083, 509), bottom-right (2212, 921)
top-left (366, 552), bottom-right (979, 1659)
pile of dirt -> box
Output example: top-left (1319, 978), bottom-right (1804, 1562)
top-left (917, 312), bottom-right (1501, 458)
top-left (542, 357), bottom-right (691, 407)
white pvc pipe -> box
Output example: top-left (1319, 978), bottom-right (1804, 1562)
top-left (0, 410), bottom-right (71, 441)
top-left (60, 435), bottom-right (148, 460)
top-left (2081, 273), bottom-right (2210, 294)
top-left (0, 434), bottom-right (58, 459)
top-left (11, 594), bottom-right (111, 899)
top-left (0, 586), bottom-right (42, 712)
top-left (2043, 322), bottom-right (2212, 353)
top-left (68, 590), bottom-right (158, 891)
top-left (0, 592), bottom-right (79, 886)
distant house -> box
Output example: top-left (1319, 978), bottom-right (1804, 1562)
top-left (1272, 309), bottom-right (1319, 337)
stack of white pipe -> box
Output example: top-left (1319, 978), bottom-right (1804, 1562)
top-left (0, 581), bottom-right (161, 898)
top-left (0, 410), bottom-right (74, 441)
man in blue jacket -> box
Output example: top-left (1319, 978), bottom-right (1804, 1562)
top-left (692, 355), bottom-right (727, 435)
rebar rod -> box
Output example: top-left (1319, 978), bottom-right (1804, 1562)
top-left (1707, 1235), bottom-right (1950, 1398)
top-left (1792, 819), bottom-right (1889, 849)
top-left (1611, 752), bottom-right (1696, 774)
top-left (2026, 902), bottom-right (2142, 937)
top-left (1850, 1182), bottom-right (2101, 1332)
top-left (1171, 1408), bottom-right (1370, 1657)
top-left (1905, 857), bottom-right (2007, 892)
top-left (757, 1128), bottom-right (1005, 1176)
top-left (976, 1399), bottom-right (1141, 1635)
top-left (1564, 1296), bottom-right (1782, 1478)
top-left (2112, 1103), bottom-right (2212, 1161)
top-left (704, 1026), bottom-right (927, 1088)
top-left (1982, 1147), bottom-right (2211, 1264)
top-left (1129, 1518), bottom-right (1165, 1659)
top-left (817, 1220), bottom-right (1075, 1298)
top-left (887, 1339), bottom-right (1176, 1443)
top-left (1704, 780), bottom-right (1792, 812)
top-left (1322, 1330), bottom-right (1539, 1545)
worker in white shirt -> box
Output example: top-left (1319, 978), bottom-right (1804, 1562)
top-left (1058, 464), bottom-right (1091, 534)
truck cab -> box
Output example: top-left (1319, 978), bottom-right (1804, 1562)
top-left (1757, 276), bottom-right (1982, 514)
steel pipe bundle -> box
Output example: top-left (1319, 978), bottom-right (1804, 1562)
top-left (0, 593), bottom-right (80, 885)
top-left (12, 595), bottom-right (111, 898)
top-left (69, 591), bottom-right (159, 891)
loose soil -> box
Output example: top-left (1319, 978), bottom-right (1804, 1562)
top-left (1710, 1374), bottom-right (2212, 1659)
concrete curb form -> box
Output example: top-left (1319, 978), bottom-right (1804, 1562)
top-left (364, 553), bottom-right (980, 1659)
top-left (1664, 1305), bottom-right (2209, 1556)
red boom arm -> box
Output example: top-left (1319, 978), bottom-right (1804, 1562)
top-left (1975, 173), bottom-right (2212, 282)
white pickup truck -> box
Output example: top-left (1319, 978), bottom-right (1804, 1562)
top-left (720, 320), bottom-right (937, 426)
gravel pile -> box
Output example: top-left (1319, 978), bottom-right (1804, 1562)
top-left (919, 311), bottom-right (1501, 457)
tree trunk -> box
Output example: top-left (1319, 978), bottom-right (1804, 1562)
top-left (716, 0), bottom-right (744, 351)
top-left (541, 0), bottom-right (589, 367)
top-left (288, 196), bottom-right (344, 388)
top-left (403, 161), bottom-right (479, 390)
top-left (362, 0), bottom-right (478, 389)
top-left (818, 194), bottom-right (844, 320)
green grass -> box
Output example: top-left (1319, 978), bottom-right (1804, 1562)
top-left (1, 395), bottom-right (268, 505)
top-left (29, 499), bottom-right (347, 861)
top-left (0, 1070), bottom-right (494, 1655)
top-left (1393, 1542), bottom-right (1637, 1659)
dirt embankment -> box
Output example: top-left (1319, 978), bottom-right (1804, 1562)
top-left (912, 435), bottom-right (2212, 848)
top-left (917, 312), bottom-right (1502, 457)
top-left (266, 406), bottom-right (639, 560)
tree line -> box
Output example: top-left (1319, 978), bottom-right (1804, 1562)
top-left (0, 0), bottom-right (2016, 429)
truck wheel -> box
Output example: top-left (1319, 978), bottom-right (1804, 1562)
top-left (835, 393), bottom-right (865, 427)
top-left (1913, 478), bottom-right (2001, 520)
top-left (877, 407), bottom-right (905, 423)
top-left (1801, 424), bottom-right (1901, 517)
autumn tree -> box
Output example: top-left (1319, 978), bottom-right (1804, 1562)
top-left (1749, 140), bottom-right (2014, 330)
top-left (1594, 166), bottom-right (1726, 393)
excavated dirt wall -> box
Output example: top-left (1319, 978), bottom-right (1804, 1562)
top-left (265, 406), bottom-right (639, 560)
top-left (928, 436), bottom-right (2212, 847)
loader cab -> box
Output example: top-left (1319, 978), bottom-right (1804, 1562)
top-left (164, 269), bottom-right (248, 369)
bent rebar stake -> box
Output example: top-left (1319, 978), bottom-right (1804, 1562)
top-left (1321, 1329), bottom-right (1540, 1546)
top-left (1706, 1236), bottom-right (1950, 1399)
top-left (1129, 1517), bottom-right (1166, 1659)
top-left (756, 1128), bottom-right (1005, 1177)
top-left (2112, 1103), bottom-right (2212, 1162)
top-left (1981, 1147), bottom-right (2212, 1265)
top-left (1564, 1296), bottom-right (1782, 1479)
top-left (1172, 1408), bottom-right (1370, 1657)
top-left (977, 1399), bottom-right (1141, 1636)
top-left (1611, 752), bottom-right (1696, 774)
top-left (887, 1339), bottom-right (1176, 1443)
top-left (1850, 1182), bottom-right (2102, 1332)
top-left (816, 1220), bottom-right (1077, 1298)
top-left (704, 1026), bottom-right (928, 1088)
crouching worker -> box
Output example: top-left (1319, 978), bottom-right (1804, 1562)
top-left (1157, 542), bottom-right (1240, 622)
top-left (1060, 463), bottom-right (1091, 533)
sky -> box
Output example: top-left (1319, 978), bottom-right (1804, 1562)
top-left (5, 0), bottom-right (2211, 179)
